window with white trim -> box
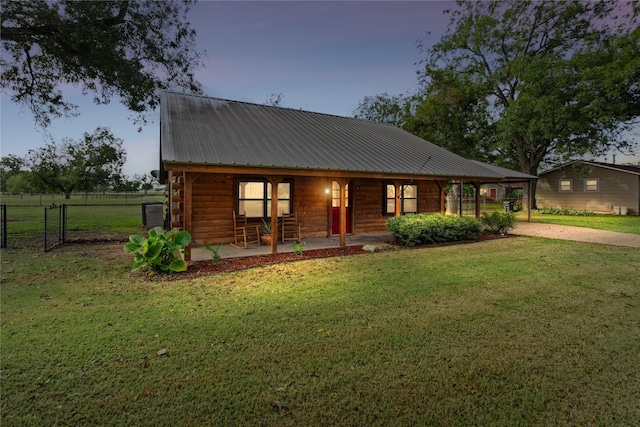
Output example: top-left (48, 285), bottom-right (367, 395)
top-left (584, 178), bottom-right (599, 192)
top-left (559, 179), bottom-right (572, 192)
top-left (385, 184), bottom-right (418, 214)
top-left (238, 181), bottom-right (291, 218)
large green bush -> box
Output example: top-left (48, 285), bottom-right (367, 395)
top-left (481, 211), bottom-right (517, 234)
top-left (386, 213), bottom-right (483, 247)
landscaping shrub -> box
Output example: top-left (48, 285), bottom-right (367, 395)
top-left (387, 213), bottom-right (482, 247)
top-left (481, 211), bottom-right (517, 234)
top-left (204, 243), bottom-right (223, 264)
top-left (538, 207), bottom-right (596, 216)
top-left (124, 226), bottom-right (191, 274)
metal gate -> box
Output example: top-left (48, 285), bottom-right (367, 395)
top-left (44, 204), bottom-right (67, 251)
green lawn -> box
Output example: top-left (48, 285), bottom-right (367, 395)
top-left (518, 211), bottom-right (640, 235)
top-left (2, 237), bottom-right (639, 426)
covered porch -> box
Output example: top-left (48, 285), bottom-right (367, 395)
top-left (189, 231), bottom-right (395, 261)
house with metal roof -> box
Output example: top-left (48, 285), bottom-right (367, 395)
top-left (537, 160), bottom-right (640, 215)
top-left (160, 91), bottom-right (536, 256)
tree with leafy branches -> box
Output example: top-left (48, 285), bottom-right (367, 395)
top-left (356, 0), bottom-right (640, 203)
top-left (136, 172), bottom-right (159, 194)
top-left (27, 127), bottom-right (126, 198)
top-left (0, 154), bottom-right (26, 193)
top-left (1, 0), bottom-right (203, 128)
top-left (5, 171), bottom-right (35, 194)
top-left (354, 93), bottom-right (412, 128)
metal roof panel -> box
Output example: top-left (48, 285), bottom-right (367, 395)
top-left (161, 92), bottom-right (522, 179)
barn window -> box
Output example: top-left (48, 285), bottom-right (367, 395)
top-left (559, 179), bottom-right (572, 192)
top-left (584, 178), bottom-right (599, 192)
top-left (238, 181), bottom-right (291, 218)
top-left (385, 184), bottom-right (418, 214)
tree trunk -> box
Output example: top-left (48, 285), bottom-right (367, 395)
top-left (65, 192), bottom-right (71, 199)
top-left (517, 161), bottom-right (541, 210)
top-left (514, 139), bottom-right (544, 210)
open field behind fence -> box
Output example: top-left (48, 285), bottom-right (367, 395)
top-left (1, 193), bottom-right (165, 249)
top-left (1, 191), bottom-right (163, 207)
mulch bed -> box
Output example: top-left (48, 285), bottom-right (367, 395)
top-left (165, 231), bottom-right (513, 281)
top-left (175, 245), bottom-right (367, 280)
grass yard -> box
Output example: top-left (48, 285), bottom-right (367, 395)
top-left (520, 211), bottom-right (640, 235)
top-left (1, 237), bottom-right (639, 426)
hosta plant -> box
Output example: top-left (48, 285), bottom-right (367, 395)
top-left (124, 226), bottom-right (192, 274)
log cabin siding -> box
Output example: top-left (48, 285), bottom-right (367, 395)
top-left (191, 173), bottom-right (235, 243)
top-left (537, 166), bottom-right (640, 215)
top-left (291, 176), bottom-right (331, 238)
top-left (187, 174), bottom-right (448, 244)
top-left (418, 180), bottom-right (443, 213)
top-left (352, 179), bottom-right (387, 234)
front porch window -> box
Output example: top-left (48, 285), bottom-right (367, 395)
top-left (385, 184), bottom-right (418, 214)
top-left (238, 181), bottom-right (291, 218)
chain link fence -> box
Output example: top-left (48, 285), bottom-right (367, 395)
top-left (0, 202), bottom-right (166, 251)
top-left (0, 191), bottom-right (163, 206)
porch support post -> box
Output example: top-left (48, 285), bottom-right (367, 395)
top-left (473, 182), bottom-right (481, 218)
top-left (326, 178), bottom-right (333, 237)
top-left (526, 179), bottom-right (533, 222)
top-left (336, 178), bottom-right (350, 247)
top-left (393, 180), bottom-right (403, 216)
top-left (436, 180), bottom-right (447, 213)
top-left (266, 176), bottom-right (284, 253)
top-left (183, 172), bottom-right (197, 262)
top-left (459, 180), bottom-right (464, 217)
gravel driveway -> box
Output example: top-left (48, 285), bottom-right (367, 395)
top-left (513, 222), bottom-right (640, 248)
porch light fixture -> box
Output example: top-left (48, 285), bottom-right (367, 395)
top-left (324, 188), bottom-right (330, 195)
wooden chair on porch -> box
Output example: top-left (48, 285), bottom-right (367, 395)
top-left (231, 211), bottom-right (260, 248)
top-left (281, 212), bottom-right (302, 243)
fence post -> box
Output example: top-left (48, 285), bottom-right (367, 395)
top-left (44, 205), bottom-right (48, 251)
top-left (1, 204), bottom-right (6, 249)
top-left (62, 204), bottom-right (67, 244)
top-left (58, 204), bottom-right (63, 245)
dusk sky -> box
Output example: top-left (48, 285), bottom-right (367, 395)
top-left (1, 1), bottom-right (637, 176)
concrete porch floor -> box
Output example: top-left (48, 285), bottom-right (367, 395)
top-left (189, 232), bottom-right (395, 262)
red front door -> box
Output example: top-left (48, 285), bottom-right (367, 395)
top-left (331, 181), bottom-right (351, 234)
